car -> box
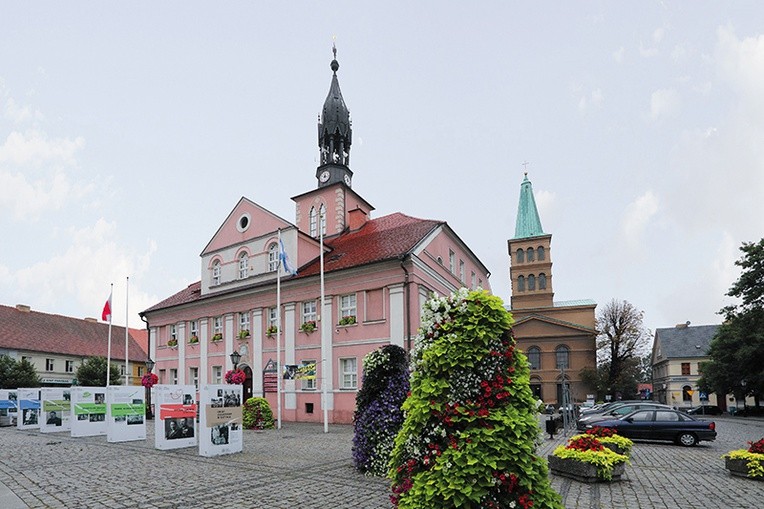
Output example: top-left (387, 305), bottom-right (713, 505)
top-left (685, 405), bottom-right (723, 416)
top-left (584, 408), bottom-right (716, 446)
top-left (579, 400), bottom-right (644, 417)
top-left (576, 402), bottom-right (671, 430)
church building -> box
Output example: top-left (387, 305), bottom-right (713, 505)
top-left (506, 174), bottom-right (596, 406)
top-left (140, 50), bottom-right (491, 424)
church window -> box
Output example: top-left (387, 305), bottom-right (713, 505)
top-left (527, 247), bottom-right (535, 262)
top-left (537, 246), bottom-right (545, 261)
top-left (517, 275), bottom-right (525, 292)
top-left (539, 273), bottom-right (547, 290)
top-left (309, 207), bottom-right (317, 237)
top-left (555, 345), bottom-right (570, 369)
top-left (528, 274), bottom-right (536, 290)
top-left (516, 248), bottom-right (525, 263)
top-left (212, 261), bottom-right (221, 285)
top-left (268, 243), bottom-right (279, 272)
top-left (528, 347), bottom-right (541, 370)
top-left (238, 252), bottom-right (249, 279)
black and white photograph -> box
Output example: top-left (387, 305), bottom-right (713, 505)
top-left (211, 424), bottom-right (229, 445)
top-left (22, 409), bottom-right (38, 425)
top-left (183, 394), bottom-right (193, 405)
top-left (127, 414), bottom-right (143, 425)
top-left (223, 391), bottom-right (240, 408)
top-left (77, 414), bottom-right (89, 421)
top-left (89, 413), bottom-right (105, 422)
top-left (8, 392), bottom-right (17, 402)
top-left (165, 418), bottom-right (182, 439)
top-left (46, 410), bottom-right (62, 426)
top-left (179, 417), bottom-right (194, 438)
top-left (114, 415), bottom-right (126, 422)
top-left (63, 391), bottom-right (71, 401)
top-left (210, 398), bottom-right (223, 408)
top-left (216, 389), bottom-right (223, 397)
top-left (94, 393), bottom-right (105, 404)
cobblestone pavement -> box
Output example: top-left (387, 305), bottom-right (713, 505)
top-left (0, 416), bottom-right (762, 508)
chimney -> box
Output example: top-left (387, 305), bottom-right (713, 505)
top-left (15, 304), bottom-right (31, 313)
top-left (83, 317), bottom-right (98, 323)
top-left (675, 321), bottom-right (691, 329)
top-left (348, 207), bottom-right (369, 230)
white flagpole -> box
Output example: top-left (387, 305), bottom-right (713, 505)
top-left (320, 213), bottom-right (328, 433)
top-left (124, 276), bottom-right (129, 386)
top-left (276, 229), bottom-right (282, 430)
top-left (106, 283), bottom-right (113, 387)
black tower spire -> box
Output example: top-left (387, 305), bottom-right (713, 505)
top-left (316, 43), bottom-right (353, 188)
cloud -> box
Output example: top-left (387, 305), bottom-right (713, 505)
top-left (0, 169), bottom-right (93, 220)
top-left (613, 46), bottom-right (625, 63)
top-left (715, 25), bottom-right (764, 117)
top-left (620, 191), bottom-right (659, 248)
top-left (648, 88), bottom-right (681, 120)
top-left (639, 27), bottom-right (666, 58)
top-left (0, 130), bottom-right (85, 167)
top-left (578, 88), bottom-right (603, 113)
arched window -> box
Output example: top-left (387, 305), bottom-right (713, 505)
top-left (537, 246), bottom-right (545, 261)
top-left (309, 207), bottom-right (317, 237)
top-left (528, 274), bottom-right (536, 290)
top-left (539, 273), bottom-right (547, 290)
top-left (517, 275), bottom-right (525, 292)
top-left (268, 243), bottom-right (279, 272)
top-left (682, 385), bottom-right (693, 402)
top-left (527, 347), bottom-right (541, 370)
top-left (527, 247), bottom-right (535, 262)
top-left (211, 261), bottom-right (221, 285)
top-left (555, 345), bottom-right (570, 369)
top-left (238, 252), bottom-right (248, 279)
top-left (516, 248), bottom-right (525, 263)
top-left (530, 376), bottom-right (542, 400)
top-left (319, 204), bottom-right (326, 236)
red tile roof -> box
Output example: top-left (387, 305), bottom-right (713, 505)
top-left (143, 213), bottom-right (443, 314)
top-left (0, 305), bottom-right (148, 361)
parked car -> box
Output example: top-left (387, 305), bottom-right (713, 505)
top-left (584, 408), bottom-right (716, 446)
top-left (579, 400), bottom-right (644, 417)
top-left (686, 405), bottom-right (723, 416)
top-left (576, 402), bottom-right (671, 430)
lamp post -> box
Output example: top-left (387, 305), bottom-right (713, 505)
top-left (145, 358), bottom-right (155, 420)
top-left (230, 351), bottom-right (241, 371)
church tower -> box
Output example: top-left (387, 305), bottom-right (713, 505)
top-left (508, 173), bottom-right (554, 309)
top-left (316, 44), bottom-right (354, 189)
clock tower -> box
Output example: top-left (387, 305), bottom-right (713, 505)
top-left (316, 45), bottom-right (354, 189)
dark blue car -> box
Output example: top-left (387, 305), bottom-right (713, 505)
top-left (585, 408), bottom-right (716, 446)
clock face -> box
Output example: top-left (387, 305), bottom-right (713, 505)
top-left (343, 174), bottom-right (351, 186)
top-left (319, 170), bottom-right (330, 183)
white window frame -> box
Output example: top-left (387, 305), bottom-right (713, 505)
top-left (268, 243), bottom-right (279, 272)
top-left (212, 261), bottom-right (221, 285)
top-left (213, 316), bottom-right (222, 335)
top-left (449, 250), bottom-right (455, 273)
top-left (238, 252), bottom-right (249, 279)
top-left (309, 207), bottom-right (317, 237)
top-left (302, 301), bottom-right (317, 324)
top-left (190, 320), bottom-right (198, 338)
top-left (65, 360), bottom-right (74, 373)
top-left (301, 359), bottom-right (317, 390)
top-left (269, 307), bottom-right (278, 328)
top-left (239, 312), bottom-right (250, 334)
top-left (340, 294), bottom-right (357, 320)
top-left (212, 366), bottom-right (222, 384)
top-left (170, 324), bottom-right (177, 341)
top-left (459, 259), bottom-right (465, 283)
top-left (46, 358), bottom-right (54, 371)
top-left (340, 357), bottom-right (357, 389)
top-left (189, 367), bottom-right (199, 389)
top-left (170, 368), bottom-right (178, 385)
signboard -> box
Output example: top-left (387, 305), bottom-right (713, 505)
top-left (70, 387), bottom-right (107, 437)
top-left (154, 385), bottom-right (198, 450)
top-left (106, 386), bottom-right (146, 443)
top-left (198, 384), bottom-right (242, 457)
top-left (39, 388), bottom-right (72, 433)
top-left (17, 388), bottom-right (41, 430)
top-left (0, 390), bottom-right (18, 427)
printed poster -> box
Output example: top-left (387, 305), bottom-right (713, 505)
top-left (40, 388), bottom-right (72, 433)
top-left (17, 388), bottom-right (41, 430)
top-left (70, 387), bottom-right (107, 437)
top-left (154, 385), bottom-right (198, 450)
top-left (0, 390), bottom-right (18, 427)
top-left (199, 384), bottom-right (242, 457)
top-left (106, 385), bottom-right (146, 443)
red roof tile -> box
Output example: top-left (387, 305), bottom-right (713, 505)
top-left (0, 305), bottom-right (148, 361)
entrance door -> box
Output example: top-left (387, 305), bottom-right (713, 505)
top-left (243, 366), bottom-right (253, 402)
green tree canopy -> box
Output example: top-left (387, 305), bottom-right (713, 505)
top-left (0, 355), bottom-right (41, 389)
top-left (75, 356), bottom-right (122, 387)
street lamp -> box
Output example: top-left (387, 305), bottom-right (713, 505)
top-left (146, 358), bottom-right (155, 373)
top-left (230, 351), bottom-right (241, 371)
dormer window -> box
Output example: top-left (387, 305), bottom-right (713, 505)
top-left (268, 243), bottom-right (279, 272)
top-left (238, 252), bottom-right (249, 279)
top-left (212, 261), bottom-right (221, 286)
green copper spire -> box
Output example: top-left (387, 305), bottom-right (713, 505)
top-left (514, 173), bottom-right (545, 239)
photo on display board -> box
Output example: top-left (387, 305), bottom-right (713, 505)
top-left (46, 411), bottom-right (62, 426)
top-left (211, 424), bottom-right (229, 445)
top-left (183, 394), bottom-right (193, 405)
top-left (23, 409), bottom-right (38, 425)
top-left (9, 392), bottom-right (17, 402)
top-left (114, 416), bottom-right (126, 422)
top-left (210, 398), bottom-right (223, 408)
top-left (63, 391), bottom-right (71, 401)
top-left (94, 393), bottom-right (105, 404)
top-left (78, 414), bottom-right (89, 421)
top-left (127, 415), bottom-right (144, 425)
top-left (217, 389), bottom-right (223, 397)
top-left (90, 413), bottom-right (105, 422)
top-left (223, 391), bottom-right (240, 407)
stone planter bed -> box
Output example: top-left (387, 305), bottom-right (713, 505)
top-left (547, 455), bottom-right (626, 483)
top-left (725, 457), bottom-right (763, 480)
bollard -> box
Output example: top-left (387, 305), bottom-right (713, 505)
top-left (545, 416), bottom-right (556, 439)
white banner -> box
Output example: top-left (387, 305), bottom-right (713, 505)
top-left (39, 388), bottom-right (72, 433)
top-left (17, 388), bottom-right (41, 430)
top-left (198, 384), bottom-right (242, 457)
top-left (106, 386), bottom-right (146, 443)
top-left (0, 390), bottom-right (18, 427)
top-left (154, 385), bottom-right (197, 450)
top-left (70, 387), bottom-right (107, 437)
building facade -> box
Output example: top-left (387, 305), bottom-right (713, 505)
top-left (0, 304), bottom-right (148, 386)
top-left (140, 51), bottom-right (491, 424)
top-left (506, 175), bottom-right (597, 405)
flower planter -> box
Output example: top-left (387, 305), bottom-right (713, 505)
top-left (725, 458), bottom-right (763, 480)
top-left (602, 443), bottom-right (627, 456)
top-left (547, 455), bottom-right (625, 483)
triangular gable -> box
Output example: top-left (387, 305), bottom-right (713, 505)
top-left (201, 197), bottom-right (294, 256)
top-left (412, 222), bottom-right (490, 274)
top-left (511, 313), bottom-right (596, 338)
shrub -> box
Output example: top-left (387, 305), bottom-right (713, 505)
top-left (242, 397), bottom-right (275, 430)
top-left (388, 288), bottom-right (562, 508)
top-left (352, 345), bottom-right (410, 476)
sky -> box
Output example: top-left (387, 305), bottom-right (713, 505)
top-left (1, 2), bottom-right (763, 341)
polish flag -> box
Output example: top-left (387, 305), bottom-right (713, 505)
top-left (102, 293), bottom-right (112, 322)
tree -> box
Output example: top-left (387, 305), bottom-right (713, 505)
top-left (0, 355), bottom-right (41, 389)
top-left (389, 289), bottom-right (562, 508)
top-left (700, 239), bottom-right (764, 404)
top-left (75, 357), bottom-right (122, 387)
top-left (595, 299), bottom-right (652, 400)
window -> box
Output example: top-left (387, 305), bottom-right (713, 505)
top-left (517, 275), bottom-right (526, 292)
top-left (65, 360), bottom-right (74, 373)
top-left (539, 273), bottom-right (547, 290)
top-left (528, 274), bottom-right (536, 290)
top-left (302, 301), bottom-right (317, 324)
top-left (319, 204), bottom-right (326, 235)
top-left (656, 410), bottom-right (680, 422)
top-left (170, 324), bottom-right (177, 341)
top-left (269, 307), bottom-right (278, 328)
top-left (309, 207), bottom-right (317, 237)
top-left (239, 312), bottom-right (250, 334)
top-left (21, 356), bottom-right (31, 364)
top-left (212, 366), bottom-right (223, 384)
top-left (46, 359), bottom-right (54, 371)
top-left (630, 410), bottom-right (653, 422)
top-left (170, 369), bottom-right (178, 385)
top-left (478, 278), bottom-right (483, 288)
top-left (301, 360), bottom-right (317, 390)
top-left (137, 366), bottom-right (144, 376)
top-left (190, 367), bottom-right (199, 389)
top-left (120, 365), bottom-right (126, 376)
top-left (340, 358), bottom-right (357, 389)
top-left (159, 369), bottom-right (166, 384)
top-left (681, 362), bottom-right (690, 375)
top-left (516, 248), bottom-right (525, 263)
top-left (527, 247), bottom-right (535, 262)
top-left (682, 385), bottom-right (692, 402)
top-left (238, 252), bottom-right (249, 279)
top-left (268, 243), bottom-right (279, 272)
top-left (212, 261), bottom-right (221, 285)
top-left (527, 347), bottom-right (541, 370)
top-left (340, 294), bottom-right (357, 321)
top-left (555, 345), bottom-right (570, 369)
top-left (190, 320), bottom-right (199, 338)
top-left (471, 271), bottom-right (476, 289)
top-left (537, 246), bottom-right (545, 261)
top-left (449, 250), bottom-right (455, 273)
top-left (459, 259), bottom-right (465, 283)
top-left (213, 316), bottom-right (222, 335)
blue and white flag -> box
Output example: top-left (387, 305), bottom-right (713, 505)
top-left (279, 239), bottom-right (297, 275)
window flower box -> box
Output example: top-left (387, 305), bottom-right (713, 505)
top-left (167, 338), bottom-right (178, 348)
top-left (338, 315), bottom-right (356, 326)
top-left (188, 335), bottom-right (199, 344)
top-left (211, 333), bottom-right (223, 342)
top-left (300, 320), bottom-right (317, 333)
top-left (266, 325), bottom-right (278, 337)
top-left (238, 329), bottom-right (250, 340)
